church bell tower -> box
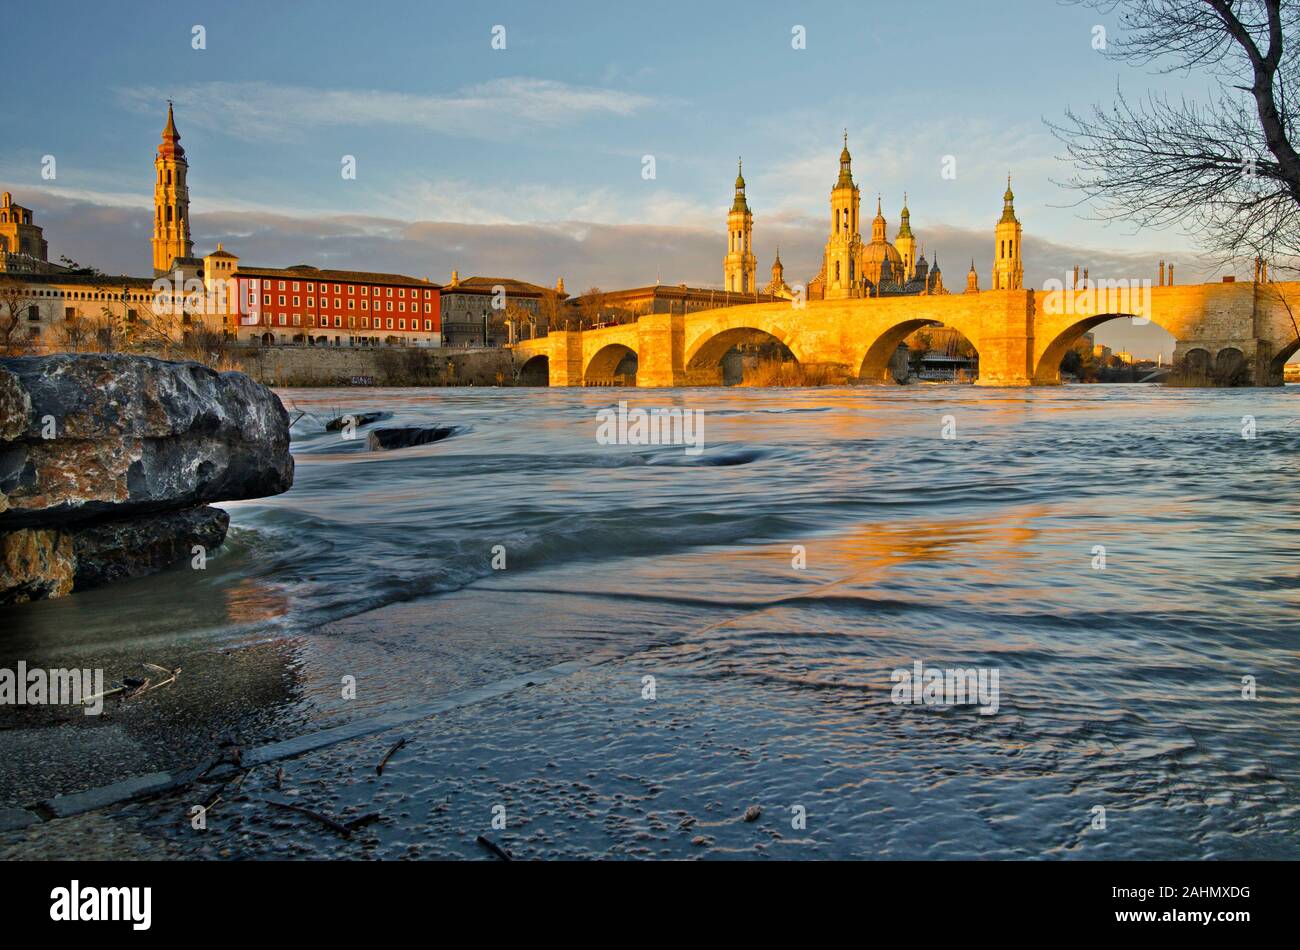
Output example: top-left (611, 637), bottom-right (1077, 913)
top-left (991, 175), bottom-right (1023, 291)
top-left (825, 132), bottom-right (862, 299)
top-left (723, 159), bottom-right (756, 293)
top-left (153, 102), bottom-right (194, 276)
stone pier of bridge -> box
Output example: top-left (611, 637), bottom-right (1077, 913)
top-left (511, 281), bottom-right (1300, 388)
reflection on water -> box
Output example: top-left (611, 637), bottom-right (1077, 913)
top-left (2, 383), bottom-right (1299, 856)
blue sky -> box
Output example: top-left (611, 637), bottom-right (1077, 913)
top-left (1, 0), bottom-right (1226, 355)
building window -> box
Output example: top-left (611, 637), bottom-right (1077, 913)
top-left (334, 298), bottom-right (341, 309)
top-left (386, 318), bottom-right (393, 329)
top-left (293, 314), bottom-right (301, 326)
top-left (278, 281), bottom-right (285, 290)
top-left (387, 301), bottom-right (393, 311)
top-left (361, 300), bottom-right (368, 310)
top-left (308, 298), bottom-right (314, 308)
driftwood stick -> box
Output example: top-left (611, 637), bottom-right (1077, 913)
top-left (265, 800), bottom-right (353, 838)
top-left (82, 685), bottom-right (126, 705)
top-left (476, 835), bottom-right (512, 861)
top-left (376, 737), bottom-right (407, 776)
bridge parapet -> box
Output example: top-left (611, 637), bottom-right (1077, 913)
top-left (509, 280), bottom-right (1300, 387)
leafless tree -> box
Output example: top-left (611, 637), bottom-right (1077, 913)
top-left (1049, 1), bottom-right (1300, 263)
top-left (54, 312), bottom-right (94, 352)
top-left (577, 287), bottom-right (605, 329)
top-left (0, 276), bottom-right (34, 356)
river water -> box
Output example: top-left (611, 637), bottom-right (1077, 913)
top-left (3, 384), bottom-right (1299, 858)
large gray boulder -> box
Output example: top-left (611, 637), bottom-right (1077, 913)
top-left (0, 354), bottom-right (293, 604)
top-left (0, 354), bottom-right (292, 528)
top-left (0, 506), bottom-right (229, 605)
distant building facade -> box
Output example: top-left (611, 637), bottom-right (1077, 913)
top-left (439, 273), bottom-right (566, 347)
top-left (232, 264), bottom-right (441, 347)
top-left (0, 191), bottom-right (58, 274)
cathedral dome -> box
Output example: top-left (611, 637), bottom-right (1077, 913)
top-left (862, 239), bottom-right (903, 268)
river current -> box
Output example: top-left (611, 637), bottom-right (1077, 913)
top-left (3, 383), bottom-right (1299, 858)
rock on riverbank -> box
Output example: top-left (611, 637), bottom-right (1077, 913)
top-left (0, 354), bottom-right (293, 604)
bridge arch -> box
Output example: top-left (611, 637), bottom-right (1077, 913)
top-left (1033, 312), bottom-right (1170, 384)
top-left (518, 354), bottom-right (550, 386)
top-left (685, 326), bottom-right (801, 386)
top-left (1269, 337), bottom-right (1300, 384)
top-left (1215, 347), bottom-right (1249, 385)
top-left (858, 318), bottom-right (941, 382)
top-left (584, 343), bottom-right (638, 386)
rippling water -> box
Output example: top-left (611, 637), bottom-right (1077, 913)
top-left (4, 383), bottom-right (1299, 857)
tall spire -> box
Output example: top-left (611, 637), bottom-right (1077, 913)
top-left (1000, 173), bottom-right (1017, 224)
top-left (158, 100), bottom-right (185, 161)
top-left (837, 131), bottom-right (854, 187)
top-left (871, 193), bottom-right (887, 243)
top-left (731, 157), bottom-right (749, 213)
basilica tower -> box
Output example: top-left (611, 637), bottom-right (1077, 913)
top-left (895, 194), bottom-right (917, 283)
top-left (991, 175), bottom-right (1023, 291)
top-left (825, 132), bottom-right (862, 299)
top-left (723, 159), bottom-right (756, 293)
top-left (152, 102), bottom-right (193, 276)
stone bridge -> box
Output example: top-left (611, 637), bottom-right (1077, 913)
top-left (511, 281), bottom-right (1300, 386)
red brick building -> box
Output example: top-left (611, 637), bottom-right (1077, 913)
top-left (232, 264), bottom-right (441, 347)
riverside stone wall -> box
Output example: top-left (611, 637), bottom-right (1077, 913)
top-left (231, 346), bottom-right (523, 388)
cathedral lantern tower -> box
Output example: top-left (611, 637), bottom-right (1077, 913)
top-left (895, 194), bottom-right (917, 282)
top-left (723, 159), bottom-right (756, 293)
top-left (153, 102), bottom-right (193, 276)
top-left (992, 175), bottom-right (1023, 291)
top-left (825, 132), bottom-right (863, 299)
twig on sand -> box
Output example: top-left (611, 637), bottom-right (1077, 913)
top-left (82, 684), bottom-right (126, 706)
top-left (376, 737), bottom-right (407, 776)
top-left (476, 835), bottom-right (512, 861)
top-left (135, 665), bottom-right (181, 695)
top-left (230, 767), bottom-right (253, 796)
top-left (265, 799), bottom-right (354, 838)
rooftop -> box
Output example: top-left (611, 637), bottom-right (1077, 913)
top-left (232, 264), bottom-right (440, 289)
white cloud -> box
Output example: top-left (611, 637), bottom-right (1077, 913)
top-left (114, 78), bottom-right (658, 142)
